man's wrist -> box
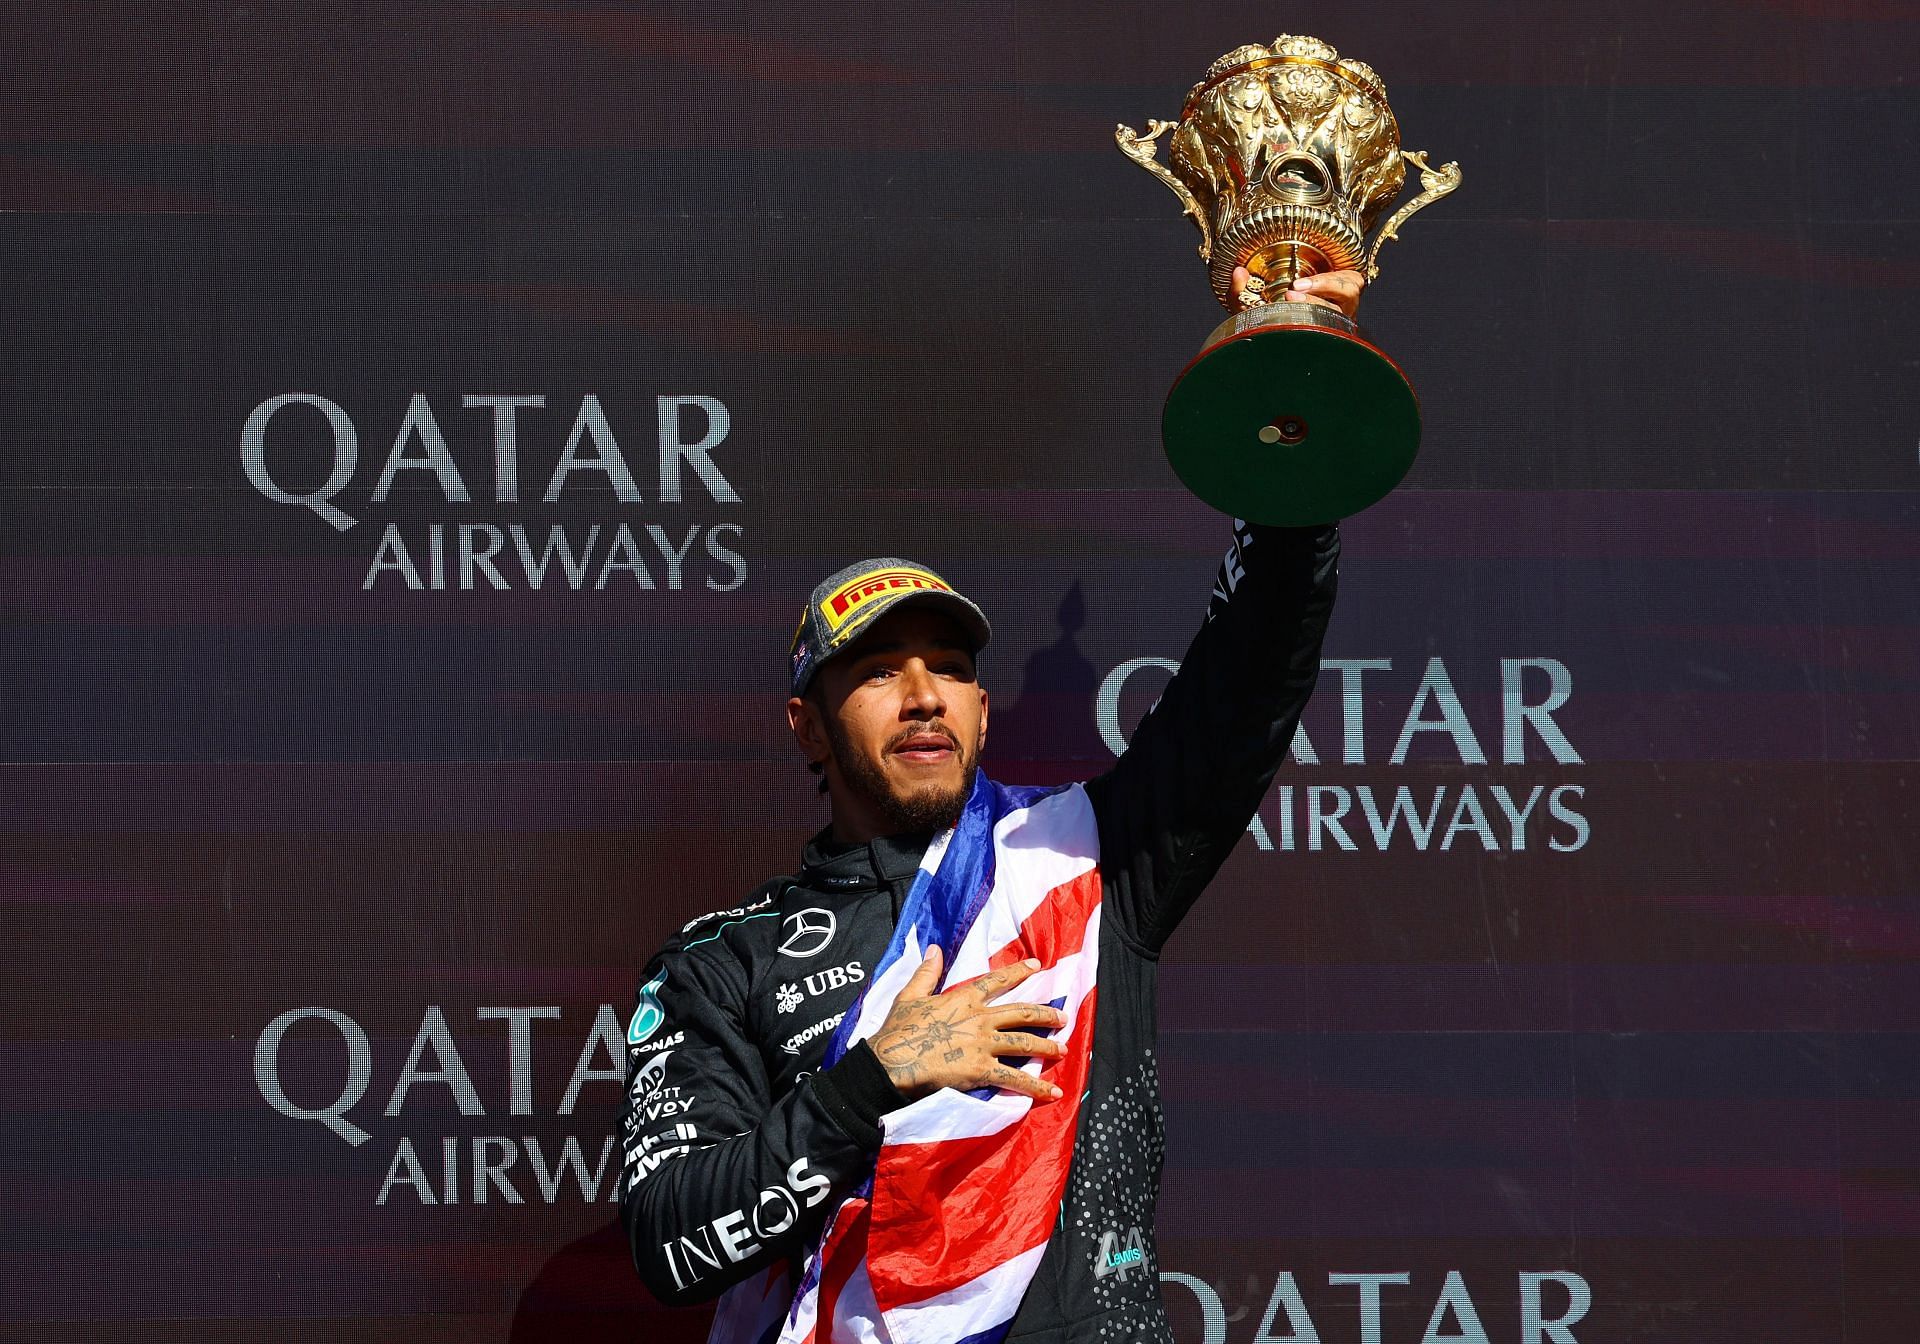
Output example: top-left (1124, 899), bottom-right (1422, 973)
top-left (811, 1038), bottom-right (911, 1149)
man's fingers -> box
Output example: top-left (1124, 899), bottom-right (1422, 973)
top-left (966, 957), bottom-right (1042, 1003)
top-left (1292, 269), bottom-right (1362, 296)
top-left (993, 1031), bottom-right (1064, 1059)
top-left (1287, 269), bottom-right (1364, 318)
top-left (897, 945), bottom-right (944, 1002)
top-left (988, 1062), bottom-right (1064, 1101)
top-left (1228, 264), bottom-right (1367, 314)
top-left (985, 1002), bottom-right (1065, 1030)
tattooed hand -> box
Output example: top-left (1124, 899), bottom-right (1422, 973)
top-left (1231, 262), bottom-right (1364, 317)
top-left (868, 950), bottom-right (1066, 1103)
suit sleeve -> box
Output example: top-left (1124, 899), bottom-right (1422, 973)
top-left (1086, 520), bottom-right (1339, 954)
top-left (618, 940), bottom-right (904, 1306)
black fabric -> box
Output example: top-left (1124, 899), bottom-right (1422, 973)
top-left (618, 522), bottom-right (1340, 1336)
top-left (812, 1040), bottom-right (906, 1150)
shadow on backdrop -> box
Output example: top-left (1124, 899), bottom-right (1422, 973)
top-left (984, 581), bottom-right (1108, 782)
top-left (509, 1218), bottom-right (712, 1344)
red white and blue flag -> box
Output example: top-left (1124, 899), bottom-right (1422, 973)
top-left (711, 774), bottom-right (1104, 1344)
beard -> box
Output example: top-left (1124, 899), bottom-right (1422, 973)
top-left (826, 717), bottom-right (979, 835)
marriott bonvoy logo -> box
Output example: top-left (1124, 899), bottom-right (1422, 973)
top-left (240, 391), bottom-right (747, 593)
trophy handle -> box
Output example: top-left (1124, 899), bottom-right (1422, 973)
top-left (1115, 119), bottom-right (1212, 262)
top-left (1363, 150), bottom-right (1462, 282)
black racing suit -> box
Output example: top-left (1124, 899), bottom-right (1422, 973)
top-left (619, 521), bottom-right (1340, 1343)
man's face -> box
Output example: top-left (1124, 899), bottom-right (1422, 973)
top-left (787, 604), bottom-right (988, 839)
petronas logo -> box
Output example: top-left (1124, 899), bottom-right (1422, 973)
top-left (627, 968), bottom-right (668, 1046)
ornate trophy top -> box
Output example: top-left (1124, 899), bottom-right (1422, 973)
top-left (1184, 34), bottom-right (1391, 119)
top-left (1118, 34), bottom-right (1461, 311)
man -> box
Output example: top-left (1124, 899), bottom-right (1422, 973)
top-left (619, 267), bottom-right (1357, 1343)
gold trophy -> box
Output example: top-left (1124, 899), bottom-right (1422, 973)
top-left (1119, 34), bottom-right (1461, 525)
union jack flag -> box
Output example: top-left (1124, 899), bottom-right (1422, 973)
top-left (711, 774), bottom-right (1104, 1344)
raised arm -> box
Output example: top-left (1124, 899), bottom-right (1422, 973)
top-left (1086, 520), bottom-right (1339, 954)
top-left (618, 942), bottom-right (902, 1305)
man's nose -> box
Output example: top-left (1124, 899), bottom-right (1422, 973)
top-left (899, 661), bottom-right (945, 717)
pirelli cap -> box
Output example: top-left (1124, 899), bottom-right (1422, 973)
top-left (789, 557), bottom-right (992, 697)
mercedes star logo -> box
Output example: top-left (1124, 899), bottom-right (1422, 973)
top-left (777, 907), bottom-right (837, 959)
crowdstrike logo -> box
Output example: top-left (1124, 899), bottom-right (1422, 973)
top-left (780, 1012), bottom-right (845, 1057)
top-left (777, 908), bottom-right (837, 959)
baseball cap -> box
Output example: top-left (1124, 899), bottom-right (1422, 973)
top-left (789, 557), bottom-right (992, 697)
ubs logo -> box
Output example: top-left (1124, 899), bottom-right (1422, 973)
top-left (776, 961), bottom-right (865, 1014)
top-left (777, 908), bottom-right (837, 959)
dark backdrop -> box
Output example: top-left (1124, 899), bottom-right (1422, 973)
top-left (4, 3), bottom-right (1917, 1341)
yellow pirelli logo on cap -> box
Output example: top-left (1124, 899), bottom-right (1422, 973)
top-left (821, 567), bottom-right (953, 634)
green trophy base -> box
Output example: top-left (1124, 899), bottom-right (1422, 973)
top-left (1162, 302), bottom-right (1420, 527)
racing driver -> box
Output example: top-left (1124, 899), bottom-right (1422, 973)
top-left (619, 267), bottom-right (1359, 1343)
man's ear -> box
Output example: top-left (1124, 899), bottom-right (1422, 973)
top-left (787, 694), bottom-right (830, 766)
top-left (976, 685), bottom-right (989, 754)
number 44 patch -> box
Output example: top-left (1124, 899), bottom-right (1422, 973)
top-left (1094, 1226), bottom-right (1146, 1281)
